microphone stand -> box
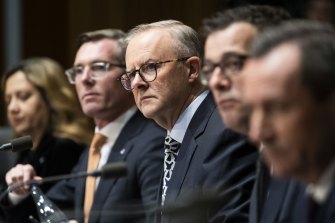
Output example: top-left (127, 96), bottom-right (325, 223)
top-left (0, 163), bottom-right (127, 222)
top-left (0, 171), bottom-right (92, 202)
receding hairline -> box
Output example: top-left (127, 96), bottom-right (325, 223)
top-left (126, 20), bottom-right (185, 42)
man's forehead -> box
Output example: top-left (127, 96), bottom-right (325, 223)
top-left (205, 22), bottom-right (256, 60)
top-left (126, 30), bottom-right (176, 65)
top-left (75, 40), bottom-right (118, 64)
top-left (242, 45), bottom-right (302, 101)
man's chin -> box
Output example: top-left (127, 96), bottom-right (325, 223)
top-left (82, 107), bottom-right (102, 118)
top-left (262, 155), bottom-right (291, 178)
top-left (220, 111), bottom-right (239, 128)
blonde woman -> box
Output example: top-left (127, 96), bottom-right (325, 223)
top-left (2, 57), bottom-right (93, 192)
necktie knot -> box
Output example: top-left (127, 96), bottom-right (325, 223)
top-left (164, 135), bottom-right (180, 153)
top-left (90, 133), bottom-right (107, 152)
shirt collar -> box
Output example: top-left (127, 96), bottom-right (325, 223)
top-left (306, 159), bottom-right (335, 204)
top-left (168, 90), bottom-right (209, 143)
top-left (95, 107), bottom-right (137, 143)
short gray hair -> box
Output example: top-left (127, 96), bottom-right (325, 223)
top-left (126, 20), bottom-right (201, 57)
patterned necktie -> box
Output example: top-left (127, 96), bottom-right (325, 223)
top-left (161, 135), bottom-right (180, 206)
top-left (84, 133), bottom-right (107, 223)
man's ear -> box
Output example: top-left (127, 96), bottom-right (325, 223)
top-left (187, 57), bottom-right (201, 83)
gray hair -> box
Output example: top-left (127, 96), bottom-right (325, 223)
top-left (126, 20), bottom-right (201, 57)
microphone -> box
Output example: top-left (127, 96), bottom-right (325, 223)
top-left (38, 162), bottom-right (127, 185)
top-left (7, 162), bottom-right (127, 192)
top-left (0, 135), bottom-right (33, 152)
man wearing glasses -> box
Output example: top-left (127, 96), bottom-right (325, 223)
top-left (4, 29), bottom-right (165, 223)
top-left (201, 6), bottom-right (294, 223)
top-left (201, 5), bottom-right (290, 134)
top-left (121, 20), bottom-right (257, 223)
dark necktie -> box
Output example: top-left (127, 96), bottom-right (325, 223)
top-left (161, 135), bottom-right (180, 206)
top-left (306, 195), bottom-right (320, 223)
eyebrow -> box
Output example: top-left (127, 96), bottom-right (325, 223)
top-left (221, 52), bottom-right (249, 60)
top-left (126, 58), bottom-right (158, 72)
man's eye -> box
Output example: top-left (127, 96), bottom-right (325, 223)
top-left (73, 67), bottom-right (83, 75)
top-left (127, 71), bottom-right (137, 79)
top-left (91, 63), bottom-right (106, 71)
top-left (202, 64), bottom-right (217, 73)
top-left (226, 61), bottom-right (241, 70)
top-left (141, 63), bottom-right (156, 73)
top-left (225, 57), bottom-right (245, 71)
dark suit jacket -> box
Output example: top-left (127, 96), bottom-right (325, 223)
top-left (248, 159), bottom-right (335, 223)
top-left (0, 132), bottom-right (85, 192)
top-left (3, 111), bottom-right (165, 223)
top-left (316, 180), bottom-right (335, 223)
top-left (160, 93), bottom-right (258, 223)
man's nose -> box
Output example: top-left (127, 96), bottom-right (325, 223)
top-left (209, 67), bottom-right (232, 90)
top-left (249, 109), bottom-right (271, 144)
top-left (131, 71), bottom-right (147, 90)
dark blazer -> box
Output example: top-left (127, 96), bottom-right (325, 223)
top-left (249, 159), bottom-right (314, 223)
top-left (46, 110), bottom-right (165, 223)
top-left (1, 111), bottom-right (164, 223)
top-left (160, 93), bottom-right (258, 223)
top-left (0, 133), bottom-right (86, 222)
top-left (16, 132), bottom-right (86, 192)
top-left (251, 172), bottom-right (335, 223)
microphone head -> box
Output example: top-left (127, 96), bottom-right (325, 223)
top-left (101, 162), bottom-right (127, 179)
top-left (10, 135), bottom-right (33, 152)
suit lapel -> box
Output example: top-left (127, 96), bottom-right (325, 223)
top-left (166, 133), bottom-right (197, 202)
top-left (277, 181), bottom-right (305, 223)
top-left (262, 178), bottom-right (291, 223)
top-left (165, 94), bottom-right (216, 203)
top-left (75, 148), bottom-right (89, 222)
top-left (90, 111), bottom-right (145, 218)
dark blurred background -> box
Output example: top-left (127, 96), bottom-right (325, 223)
top-left (1, 0), bottom-right (334, 126)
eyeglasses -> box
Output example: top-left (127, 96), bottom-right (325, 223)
top-left (65, 61), bottom-right (125, 84)
top-left (202, 53), bottom-right (248, 81)
top-left (118, 57), bottom-right (190, 90)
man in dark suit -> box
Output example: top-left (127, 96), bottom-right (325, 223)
top-left (3, 29), bottom-right (165, 223)
top-left (242, 21), bottom-right (335, 223)
top-left (201, 5), bottom-right (290, 134)
top-left (119, 20), bottom-right (257, 223)
top-left (200, 6), bottom-right (292, 223)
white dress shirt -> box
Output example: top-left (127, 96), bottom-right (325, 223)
top-left (306, 159), bottom-right (335, 204)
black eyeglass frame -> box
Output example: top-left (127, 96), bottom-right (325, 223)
top-left (118, 57), bottom-right (191, 91)
top-left (202, 54), bottom-right (249, 81)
